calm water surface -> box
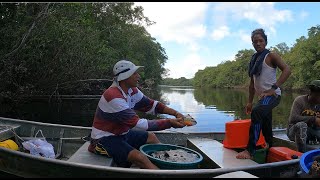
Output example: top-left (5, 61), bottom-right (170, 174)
top-left (158, 86), bottom-right (301, 133)
top-left (159, 86), bottom-right (236, 132)
top-left (0, 86), bottom-right (303, 133)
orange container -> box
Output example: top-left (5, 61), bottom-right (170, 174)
top-left (266, 147), bottom-right (302, 163)
top-left (223, 119), bottom-right (266, 148)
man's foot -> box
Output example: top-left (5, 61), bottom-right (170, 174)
top-left (236, 150), bottom-right (253, 159)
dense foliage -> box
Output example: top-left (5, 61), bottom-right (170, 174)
top-left (0, 2), bottom-right (167, 103)
top-left (193, 25), bottom-right (320, 90)
top-left (160, 77), bottom-right (193, 86)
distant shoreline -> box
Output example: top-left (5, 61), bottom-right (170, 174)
top-left (159, 85), bottom-right (309, 94)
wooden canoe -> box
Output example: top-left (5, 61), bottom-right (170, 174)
top-left (0, 117), bottom-right (314, 178)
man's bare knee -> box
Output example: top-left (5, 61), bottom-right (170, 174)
top-left (127, 149), bottom-right (158, 169)
top-left (146, 132), bottom-right (160, 144)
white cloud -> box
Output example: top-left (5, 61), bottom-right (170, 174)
top-left (299, 10), bottom-right (309, 20)
top-left (188, 43), bottom-right (200, 52)
top-left (165, 53), bottom-right (206, 79)
top-left (211, 2), bottom-right (293, 36)
top-left (135, 2), bottom-right (209, 79)
top-left (135, 2), bottom-right (208, 45)
top-left (210, 25), bottom-right (230, 40)
top-left (237, 30), bottom-right (252, 44)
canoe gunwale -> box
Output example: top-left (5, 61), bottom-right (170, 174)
top-left (0, 146), bottom-right (300, 176)
top-left (0, 116), bottom-right (300, 178)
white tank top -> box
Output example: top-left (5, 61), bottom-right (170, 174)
top-left (253, 53), bottom-right (281, 96)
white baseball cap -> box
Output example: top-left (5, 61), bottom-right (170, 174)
top-left (113, 60), bottom-right (143, 81)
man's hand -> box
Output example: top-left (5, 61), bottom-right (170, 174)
top-left (245, 103), bottom-right (253, 115)
top-left (170, 117), bottom-right (186, 128)
top-left (175, 112), bottom-right (184, 119)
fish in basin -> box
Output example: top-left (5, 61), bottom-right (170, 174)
top-left (151, 149), bottom-right (199, 163)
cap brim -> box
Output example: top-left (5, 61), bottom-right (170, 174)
top-left (117, 66), bottom-right (144, 81)
top-left (135, 66), bottom-right (144, 72)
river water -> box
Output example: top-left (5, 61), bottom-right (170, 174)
top-left (157, 86), bottom-right (301, 133)
top-left (0, 86), bottom-right (303, 133)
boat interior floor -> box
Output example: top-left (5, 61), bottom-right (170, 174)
top-left (67, 141), bottom-right (115, 166)
top-left (187, 137), bottom-right (258, 169)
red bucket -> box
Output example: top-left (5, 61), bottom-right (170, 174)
top-left (223, 119), bottom-right (266, 149)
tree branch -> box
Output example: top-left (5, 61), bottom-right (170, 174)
top-left (4, 3), bottom-right (50, 59)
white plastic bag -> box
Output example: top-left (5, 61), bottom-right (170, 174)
top-left (22, 130), bottom-right (55, 158)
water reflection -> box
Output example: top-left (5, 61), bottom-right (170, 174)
top-left (0, 86), bottom-right (302, 133)
top-left (159, 86), bottom-right (240, 132)
top-left (159, 86), bottom-right (301, 133)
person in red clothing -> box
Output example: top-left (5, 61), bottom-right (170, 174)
top-left (88, 60), bottom-right (186, 169)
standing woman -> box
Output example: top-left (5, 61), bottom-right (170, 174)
top-left (236, 28), bottom-right (291, 159)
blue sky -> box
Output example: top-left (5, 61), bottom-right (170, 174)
top-left (134, 2), bottom-right (320, 79)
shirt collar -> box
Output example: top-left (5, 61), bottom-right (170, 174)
top-left (112, 80), bottom-right (133, 99)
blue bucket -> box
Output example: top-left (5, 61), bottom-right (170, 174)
top-left (300, 149), bottom-right (320, 174)
top-left (140, 144), bottom-right (203, 169)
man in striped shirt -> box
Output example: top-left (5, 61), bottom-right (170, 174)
top-left (88, 60), bottom-right (186, 169)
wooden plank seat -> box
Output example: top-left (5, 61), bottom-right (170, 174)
top-left (187, 137), bottom-right (258, 168)
top-left (68, 141), bottom-right (114, 166)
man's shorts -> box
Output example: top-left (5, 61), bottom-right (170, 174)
top-left (88, 129), bottom-right (148, 167)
